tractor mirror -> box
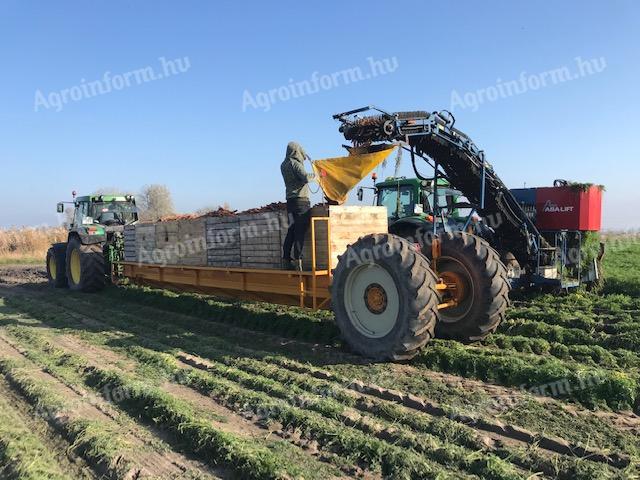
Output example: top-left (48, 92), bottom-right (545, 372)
top-left (357, 187), bottom-right (364, 202)
top-left (56, 203), bottom-right (64, 213)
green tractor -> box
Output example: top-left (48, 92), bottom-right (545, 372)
top-left (46, 194), bottom-right (138, 292)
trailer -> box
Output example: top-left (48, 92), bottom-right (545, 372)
top-left (121, 216), bottom-right (334, 310)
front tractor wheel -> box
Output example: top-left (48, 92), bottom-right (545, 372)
top-left (426, 231), bottom-right (510, 342)
top-left (65, 237), bottom-right (107, 293)
top-left (46, 243), bottom-right (68, 288)
top-left (332, 234), bottom-right (439, 361)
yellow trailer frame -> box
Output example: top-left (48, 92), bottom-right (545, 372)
top-left (121, 217), bottom-right (333, 309)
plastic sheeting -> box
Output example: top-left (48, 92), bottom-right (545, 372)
top-left (312, 145), bottom-right (396, 204)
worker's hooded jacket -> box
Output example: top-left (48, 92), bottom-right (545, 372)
top-left (281, 142), bottom-right (314, 200)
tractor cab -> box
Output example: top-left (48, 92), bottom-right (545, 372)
top-left (58, 195), bottom-right (138, 229)
top-left (361, 177), bottom-right (470, 231)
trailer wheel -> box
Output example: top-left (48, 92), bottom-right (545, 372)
top-left (331, 233), bottom-right (439, 361)
top-left (426, 231), bottom-right (509, 342)
top-left (46, 243), bottom-right (68, 288)
top-left (65, 236), bottom-right (106, 293)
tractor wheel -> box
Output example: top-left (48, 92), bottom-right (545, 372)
top-left (46, 243), bottom-right (68, 288)
top-left (426, 231), bottom-right (510, 342)
top-left (331, 233), bottom-right (439, 361)
top-left (65, 236), bottom-right (107, 293)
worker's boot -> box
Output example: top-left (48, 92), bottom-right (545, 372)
top-left (294, 259), bottom-right (303, 272)
top-left (282, 258), bottom-right (295, 270)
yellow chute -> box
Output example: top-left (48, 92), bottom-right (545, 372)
top-left (312, 145), bottom-right (396, 204)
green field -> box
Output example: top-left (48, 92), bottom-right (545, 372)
top-left (0, 238), bottom-right (638, 479)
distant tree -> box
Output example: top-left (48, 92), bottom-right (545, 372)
top-left (138, 184), bottom-right (175, 221)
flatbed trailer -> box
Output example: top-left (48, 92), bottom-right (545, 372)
top-left (121, 216), bottom-right (333, 309)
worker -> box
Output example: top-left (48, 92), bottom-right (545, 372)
top-left (281, 141), bottom-right (315, 271)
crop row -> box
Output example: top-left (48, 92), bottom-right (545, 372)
top-left (43, 285), bottom-right (640, 395)
top-left (57, 287), bottom-right (640, 408)
top-left (415, 341), bottom-right (639, 410)
top-left (4, 311), bottom-right (626, 480)
top-left (5, 324), bottom-right (464, 480)
top-left (499, 317), bottom-right (640, 352)
top-left (0, 357), bottom-right (139, 479)
top-left (8, 289), bottom-right (640, 459)
top-left (110, 284), bottom-right (340, 342)
top-left (510, 290), bottom-right (640, 314)
top-left (1, 326), bottom-right (350, 480)
top-left (483, 334), bottom-right (640, 370)
top-left (196, 351), bottom-right (627, 479)
top-left (99, 284), bottom-right (640, 369)
top-left (7, 290), bottom-right (640, 460)
top-left (0, 384), bottom-right (73, 480)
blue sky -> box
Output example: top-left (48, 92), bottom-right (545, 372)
top-left (0, 0), bottom-right (638, 229)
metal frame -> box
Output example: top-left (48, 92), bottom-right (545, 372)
top-left (536, 230), bottom-right (582, 288)
top-left (310, 217), bottom-right (332, 309)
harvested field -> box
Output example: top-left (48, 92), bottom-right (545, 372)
top-left (0, 238), bottom-right (639, 479)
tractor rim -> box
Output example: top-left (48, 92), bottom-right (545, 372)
top-left (344, 263), bottom-right (399, 338)
top-left (48, 255), bottom-right (57, 280)
top-left (70, 249), bottom-right (81, 285)
top-left (437, 257), bottom-right (474, 323)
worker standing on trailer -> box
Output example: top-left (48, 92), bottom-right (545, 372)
top-left (281, 141), bottom-right (315, 271)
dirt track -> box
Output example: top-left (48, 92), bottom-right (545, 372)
top-left (0, 264), bottom-right (47, 285)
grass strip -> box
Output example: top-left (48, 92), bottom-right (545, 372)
top-left (0, 391), bottom-right (72, 480)
top-left (415, 340), bottom-right (639, 410)
top-left (0, 358), bottom-right (135, 478)
top-left (483, 334), bottom-right (640, 370)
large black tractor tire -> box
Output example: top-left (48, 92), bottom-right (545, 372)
top-left (46, 243), bottom-right (68, 288)
top-left (331, 233), bottom-right (439, 361)
top-left (65, 236), bottom-right (107, 293)
top-left (425, 231), bottom-right (510, 342)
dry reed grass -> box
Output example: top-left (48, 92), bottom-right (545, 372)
top-left (0, 227), bottom-right (67, 264)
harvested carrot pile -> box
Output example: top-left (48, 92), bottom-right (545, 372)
top-left (239, 201), bottom-right (286, 214)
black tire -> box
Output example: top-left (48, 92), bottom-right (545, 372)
top-left (331, 233), bottom-right (439, 361)
top-left (45, 243), bottom-right (68, 288)
top-left (424, 231), bottom-right (510, 342)
top-left (65, 236), bottom-right (106, 293)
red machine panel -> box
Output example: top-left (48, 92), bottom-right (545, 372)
top-left (535, 186), bottom-right (602, 231)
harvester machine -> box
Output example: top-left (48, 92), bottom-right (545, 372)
top-left (334, 106), bottom-right (603, 291)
